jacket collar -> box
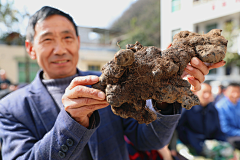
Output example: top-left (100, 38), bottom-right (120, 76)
top-left (29, 69), bottom-right (82, 94)
top-left (28, 69), bottom-right (82, 131)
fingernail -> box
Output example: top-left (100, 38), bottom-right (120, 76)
top-left (91, 75), bottom-right (99, 81)
top-left (186, 65), bottom-right (193, 71)
top-left (192, 57), bottom-right (199, 65)
top-left (188, 76), bottom-right (195, 81)
top-left (98, 91), bottom-right (105, 99)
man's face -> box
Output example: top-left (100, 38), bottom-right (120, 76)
top-left (196, 83), bottom-right (212, 107)
top-left (0, 73), bottom-right (6, 80)
top-left (26, 15), bottom-right (80, 79)
top-left (224, 86), bottom-right (240, 104)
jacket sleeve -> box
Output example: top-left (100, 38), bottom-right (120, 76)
top-left (176, 108), bottom-right (189, 144)
top-left (123, 106), bottom-right (181, 151)
top-left (0, 104), bottom-right (100, 160)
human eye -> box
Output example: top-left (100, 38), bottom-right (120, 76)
top-left (41, 38), bottom-right (52, 43)
top-left (45, 38), bottom-right (51, 41)
top-left (64, 35), bottom-right (74, 43)
top-left (65, 35), bottom-right (73, 39)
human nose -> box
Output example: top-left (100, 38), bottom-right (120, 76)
top-left (203, 92), bottom-right (210, 98)
top-left (53, 40), bottom-right (67, 55)
top-left (233, 92), bottom-right (239, 98)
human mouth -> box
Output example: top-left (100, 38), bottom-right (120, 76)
top-left (53, 60), bottom-right (68, 64)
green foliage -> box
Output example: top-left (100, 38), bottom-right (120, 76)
top-left (111, 0), bottom-right (160, 48)
top-left (0, 0), bottom-right (19, 29)
top-left (118, 30), bottom-right (154, 49)
top-left (222, 21), bottom-right (234, 48)
top-left (224, 52), bottom-right (240, 67)
top-left (0, 0), bottom-right (29, 45)
top-left (222, 21), bottom-right (240, 67)
top-left (222, 22), bottom-right (240, 67)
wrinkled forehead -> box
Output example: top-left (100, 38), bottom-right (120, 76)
top-left (36, 15), bottom-right (73, 29)
top-left (227, 86), bottom-right (240, 92)
top-left (34, 15), bottom-right (76, 38)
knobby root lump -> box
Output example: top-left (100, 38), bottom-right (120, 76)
top-left (92, 29), bottom-right (228, 124)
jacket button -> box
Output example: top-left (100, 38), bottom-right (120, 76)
top-left (66, 139), bottom-right (74, 146)
top-left (61, 144), bottom-right (69, 152)
top-left (58, 151), bottom-right (66, 158)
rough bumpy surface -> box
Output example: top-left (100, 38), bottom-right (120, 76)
top-left (92, 29), bottom-right (228, 124)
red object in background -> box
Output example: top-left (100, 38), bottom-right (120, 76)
top-left (236, 0), bottom-right (240, 3)
top-left (167, 43), bottom-right (172, 49)
top-left (212, 4), bottom-right (215, 10)
top-left (222, 2), bottom-right (226, 7)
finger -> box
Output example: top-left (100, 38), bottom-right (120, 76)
top-left (67, 103), bottom-right (109, 117)
top-left (66, 85), bottom-right (106, 100)
top-left (190, 57), bottom-right (209, 75)
top-left (63, 97), bottom-right (108, 109)
top-left (181, 70), bottom-right (189, 79)
top-left (184, 65), bottom-right (205, 83)
top-left (208, 60), bottom-right (226, 70)
top-left (67, 75), bottom-right (99, 90)
top-left (187, 76), bottom-right (201, 92)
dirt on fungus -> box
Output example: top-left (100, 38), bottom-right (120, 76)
top-left (92, 29), bottom-right (228, 124)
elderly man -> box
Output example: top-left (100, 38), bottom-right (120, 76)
top-left (0, 69), bottom-right (11, 90)
top-left (0, 6), bottom-right (225, 160)
top-left (216, 82), bottom-right (240, 150)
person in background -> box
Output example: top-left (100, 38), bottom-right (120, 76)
top-left (0, 6), bottom-right (225, 160)
top-left (0, 83), bottom-right (19, 99)
top-left (214, 84), bottom-right (225, 104)
top-left (216, 82), bottom-right (240, 150)
top-left (0, 69), bottom-right (11, 90)
top-left (177, 83), bottom-right (227, 157)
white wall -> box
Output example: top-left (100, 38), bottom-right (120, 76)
top-left (160, 0), bottom-right (240, 83)
top-left (161, 0), bottom-right (240, 49)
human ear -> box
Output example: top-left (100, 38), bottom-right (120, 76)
top-left (25, 40), bottom-right (36, 60)
top-left (77, 36), bottom-right (80, 50)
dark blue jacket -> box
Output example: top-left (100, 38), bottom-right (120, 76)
top-left (177, 102), bottom-right (226, 154)
top-left (0, 69), bottom-right (181, 160)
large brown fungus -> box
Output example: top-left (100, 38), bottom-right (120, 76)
top-left (92, 29), bottom-right (228, 124)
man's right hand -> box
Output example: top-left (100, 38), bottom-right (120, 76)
top-left (62, 75), bottom-right (109, 128)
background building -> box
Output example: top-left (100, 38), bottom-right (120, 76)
top-left (77, 27), bottom-right (119, 71)
top-left (161, 0), bottom-right (240, 92)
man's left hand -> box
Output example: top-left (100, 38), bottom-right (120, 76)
top-left (182, 57), bottom-right (226, 92)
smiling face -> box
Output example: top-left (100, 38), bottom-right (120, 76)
top-left (224, 85), bottom-right (240, 104)
top-left (25, 15), bottom-right (80, 79)
top-left (195, 83), bottom-right (213, 107)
